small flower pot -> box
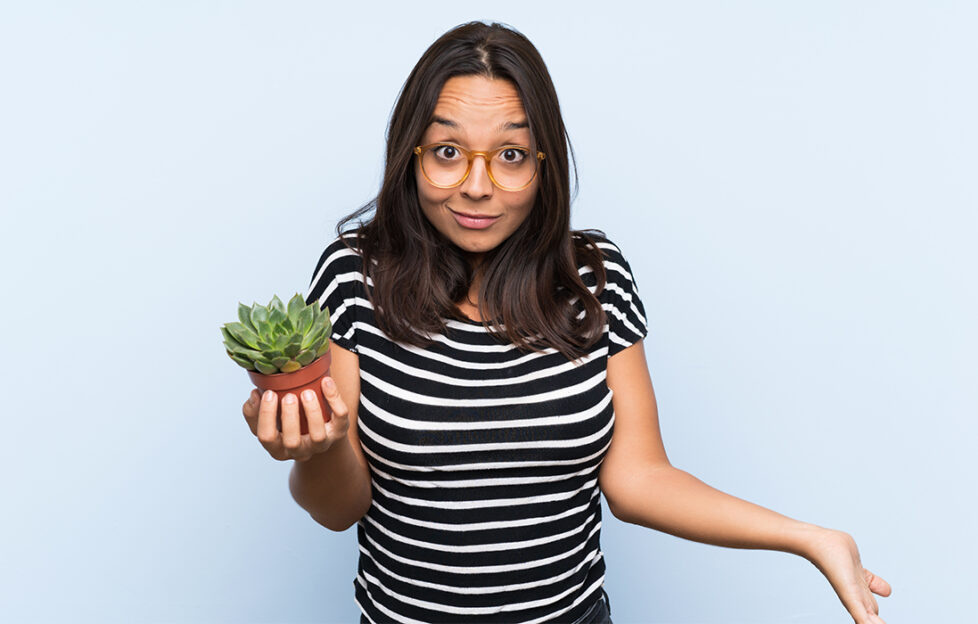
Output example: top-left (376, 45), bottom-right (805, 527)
top-left (247, 351), bottom-right (332, 435)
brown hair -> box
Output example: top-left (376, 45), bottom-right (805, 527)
top-left (335, 20), bottom-right (610, 362)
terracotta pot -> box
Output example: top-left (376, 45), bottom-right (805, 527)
top-left (247, 351), bottom-right (332, 435)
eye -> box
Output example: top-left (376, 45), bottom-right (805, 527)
top-left (498, 147), bottom-right (528, 164)
top-left (432, 144), bottom-right (464, 160)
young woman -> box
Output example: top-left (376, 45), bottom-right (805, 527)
top-left (241, 21), bottom-right (891, 624)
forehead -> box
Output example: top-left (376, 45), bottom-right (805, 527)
top-left (427, 75), bottom-right (528, 132)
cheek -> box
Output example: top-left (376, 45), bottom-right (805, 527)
top-left (417, 186), bottom-right (451, 213)
top-left (512, 187), bottom-right (538, 217)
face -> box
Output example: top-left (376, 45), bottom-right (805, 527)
top-left (415, 75), bottom-right (540, 269)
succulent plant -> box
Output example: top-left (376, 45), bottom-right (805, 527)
top-left (221, 294), bottom-right (331, 374)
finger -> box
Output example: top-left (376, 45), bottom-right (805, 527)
top-left (242, 389), bottom-right (260, 435)
top-left (280, 392), bottom-right (302, 451)
top-left (256, 390), bottom-right (282, 450)
top-left (321, 377), bottom-right (352, 439)
top-left (865, 569), bottom-right (892, 597)
top-left (297, 389), bottom-right (327, 443)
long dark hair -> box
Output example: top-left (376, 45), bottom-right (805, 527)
top-left (336, 20), bottom-right (610, 362)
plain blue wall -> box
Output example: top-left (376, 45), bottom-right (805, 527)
top-left (1, 2), bottom-right (975, 622)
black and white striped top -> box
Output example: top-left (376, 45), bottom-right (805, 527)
top-left (304, 232), bottom-right (648, 624)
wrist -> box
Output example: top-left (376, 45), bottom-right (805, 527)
top-left (293, 432), bottom-right (351, 465)
top-left (782, 521), bottom-right (834, 560)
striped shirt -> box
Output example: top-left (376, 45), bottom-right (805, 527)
top-left (304, 233), bottom-right (649, 624)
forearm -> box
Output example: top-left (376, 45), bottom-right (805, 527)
top-left (611, 465), bottom-right (823, 559)
top-left (288, 436), bottom-right (372, 531)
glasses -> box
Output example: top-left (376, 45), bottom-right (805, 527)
top-left (414, 142), bottom-right (546, 191)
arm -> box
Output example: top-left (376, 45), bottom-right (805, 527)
top-left (287, 343), bottom-right (372, 531)
top-left (598, 340), bottom-right (891, 622)
top-left (598, 340), bottom-right (817, 549)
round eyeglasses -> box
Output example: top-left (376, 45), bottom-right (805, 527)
top-left (414, 142), bottom-right (546, 191)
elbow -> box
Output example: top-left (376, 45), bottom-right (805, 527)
top-left (601, 462), bottom-right (676, 525)
top-left (602, 487), bottom-right (633, 523)
top-left (605, 496), bottom-right (637, 524)
top-left (290, 476), bottom-right (371, 532)
top-left (311, 511), bottom-right (361, 532)
top-left (292, 492), bottom-right (370, 532)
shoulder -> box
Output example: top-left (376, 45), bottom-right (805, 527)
top-left (305, 231), bottom-right (369, 302)
top-left (571, 230), bottom-right (639, 287)
top-left (305, 231), bottom-right (366, 352)
top-left (309, 231), bottom-right (363, 280)
top-left (573, 232), bottom-right (649, 354)
top-left (321, 231), bottom-right (363, 266)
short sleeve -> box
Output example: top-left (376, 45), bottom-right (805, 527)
top-left (304, 235), bottom-right (363, 354)
top-left (598, 240), bottom-right (649, 356)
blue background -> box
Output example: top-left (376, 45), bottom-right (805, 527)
top-left (1, 2), bottom-right (974, 622)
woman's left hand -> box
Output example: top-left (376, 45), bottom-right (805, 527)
top-left (804, 527), bottom-right (892, 623)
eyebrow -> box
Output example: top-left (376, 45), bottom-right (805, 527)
top-left (430, 115), bottom-right (529, 131)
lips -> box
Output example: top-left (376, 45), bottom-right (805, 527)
top-left (450, 208), bottom-right (499, 219)
top-left (449, 208), bottom-right (501, 230)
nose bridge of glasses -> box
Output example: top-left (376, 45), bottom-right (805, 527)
top-left (459, 150), bottom-right (493, 190)
top-left (469, 150), bottom-right (493, 176)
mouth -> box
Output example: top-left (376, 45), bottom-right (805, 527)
top-left (450, 208), bottom-right (500, 219)
top-left (449, 208), bottom-right (501, 230)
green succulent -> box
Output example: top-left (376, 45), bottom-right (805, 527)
top-left (221, 293), bottom-right (332, 374)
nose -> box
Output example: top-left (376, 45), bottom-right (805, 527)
top-left (460, 154), bottom-right (493, 200)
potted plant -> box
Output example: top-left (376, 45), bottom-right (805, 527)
top-left (221, 294), bottom-right (332, 435)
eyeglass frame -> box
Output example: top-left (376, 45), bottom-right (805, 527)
top-left (413, 142), bottom-right (546, 191)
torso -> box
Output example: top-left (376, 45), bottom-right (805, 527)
top-left (305, 232), bottom-right (648, 623)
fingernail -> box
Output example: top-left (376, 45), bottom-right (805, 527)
top-left (324, 378), bottom-right (336, 392)
top-left (302, 389), bottom-right (315, 402)
top-left (263, 390), bottom-right (274, 403)
top-left (283, 393), bottom-right (296, 404)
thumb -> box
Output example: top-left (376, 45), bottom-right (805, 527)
top-left (321, 376), bottom-right (349, 422)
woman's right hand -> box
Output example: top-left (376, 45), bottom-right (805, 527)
top-left (241, 376), bottom-right (351, 462)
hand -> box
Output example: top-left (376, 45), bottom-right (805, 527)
top-left (806, 528), bottom-right (892, 624)
top-left (241, 376), bottom-right (350, 462)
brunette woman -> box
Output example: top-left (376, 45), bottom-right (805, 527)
top-left (241, 21), bottom-right (891, 624)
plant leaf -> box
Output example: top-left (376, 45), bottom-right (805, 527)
top-left (256, 319), bottom-right (274, 340)
top-left (251, 304), bottom-right (269, 327)
top-left (280, 317), bottom-right (294, 334)
top-left (254, 359), bottom-right (277, 375)
top-left (225, 322), bottom-right (260, 350)
top-left (296, 349), bottom-right (316, 366)
top-left (315, 306), bottom-right (332, 335)
top-left (238, 303), bottom-right (258, 333)
top-left (301, 325), bottom-right (327, 351)
top-left (287, 293), bottom-right (305, 325)
top-left (315, 340), bottom-right (330, 357)
top-left (314, 303), bottom-right (331, 325)
top-left (309, 335), bottom-right (327, 355)
top-left (296, 306), bottom-right (314, 336)
top-left (225, 339), bottom-right (263, 360)
top-left (220, 326), bottom-right (241, 349)
top-left (283, 341), bottom-right (301, 359)
top-left (271, 356), bottom-right (289, 369)
top-left (228, 352), bottom-right (256, 370)
top-left (280, 359), bottom-right (302, 373)
top-left (273, 334), bottom-right (290, 351)
top-left (269, 295), bottom-right (285, 314)
top-left (268, 306), bottom-right (287, 326)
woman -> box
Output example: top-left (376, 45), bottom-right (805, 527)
top-left (241, 21), bottom-right (891, 624)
